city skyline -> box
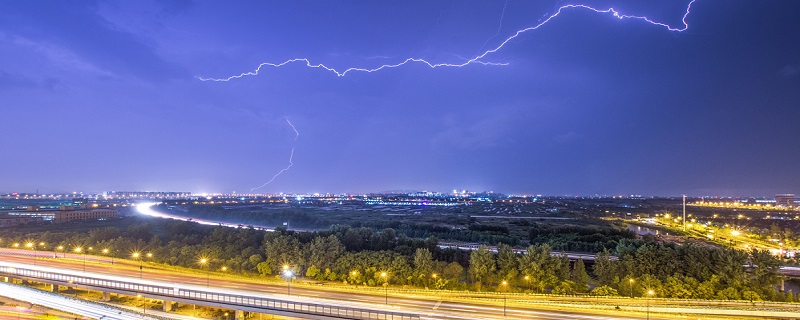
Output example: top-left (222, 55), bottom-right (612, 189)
top-left (1, 0), bottom-right (799, 196)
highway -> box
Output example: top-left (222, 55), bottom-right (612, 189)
top-left (0, 280), bottom-right (158, 319)
top-left (0, 251), bottom-right (652, 320)
top-left (5, 249), bottom-right (799, 319)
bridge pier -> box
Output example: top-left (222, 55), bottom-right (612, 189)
top-left (235, 310), bottom-right (245, 319)
top-left (102, 292), bottom-right (111, 301)
top-left (781, 278), bottom-right (785, 292)
top-left (163, 299), bottom-right (175, 312)
top-left (45, 283), bottom-right (57, 292)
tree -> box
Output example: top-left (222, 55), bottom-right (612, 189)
top-left (591, 285), bottom-right (619, 296)
top-left (571, 258), bottom-right (589, 293)
top-left (748, 249), bottom-right (782, 292)
top-left (263, 234), bottom-right (302, 274)
top-left (496, 244), bottom-right (518, 283)
top-left (469, 245), bottom-right (496, 291)
top-left (256, 261), bottom-right (272, 275)
top-left (443, 262), bottom-right (464, 282)
top-left (414, 248), bottom-right (434, 286)
top-left (696, 275), bottom-right (720, 300)
top-left (306, 265), bottom-right (320, 278)
top-left (306, 235), bottom-right (345, 271)
top-left (593, 249), bottom-right (615, 285)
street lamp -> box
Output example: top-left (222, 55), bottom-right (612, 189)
top-left (646, 289), bottom-right (654, 320)
top-left (102, 248), bottom-right (114, 264)
top-left (57, 245), bottom-right (64, 258)
top-left (381, 272), bottom-right (389, 305)
top-left (199, 258), bottom-right (210, 287)
top-left (74, 247), bottom-right (86, 272)
top-left (132, 252), bottom-right (144, 279)
top-left (283, 265), bottom-right (293, 295)
top-left (137, 294), bottom-right (147, 315)
top-left (501, 280), bottom-right (508, 317)
top-left (25, 242), bottom-right (35, 266)
top-left (628, 278), bottom-right (635, 299)
top-left (524, 275), bottom-right (530, 291)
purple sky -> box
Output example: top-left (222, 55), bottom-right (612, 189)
top-left (1, 0), bottom-right (798, 197)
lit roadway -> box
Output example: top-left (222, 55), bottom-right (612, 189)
top-left (0, 251), bottom-right (656, 320)
top-left (6, 250), bottom-right (800, 319)
top-left (0, 280), bottom-right (157, 319)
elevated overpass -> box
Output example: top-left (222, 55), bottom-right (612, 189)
top-left (0, 261), bottom-right (418, 320)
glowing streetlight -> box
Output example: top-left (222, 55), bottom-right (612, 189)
top-left (381, 272), bottom-right (389, 305)
top-left (25, 242), bottom-right (36, 266)
top-left (74, 247), bottom-right (86, 272)
top-left (283, 265), bottom-right (294, 295)
top-left (57, 245), bottom-right (64, 258)
top-left (199, 258), bottom-right (210, 287)
top-left (132, 252), bottom-right (146, 279)
top-left (646, 289), bottom-right (655, 320)
top-left (102, 248), bottom-right (114, 265)
top-left (524, 275), bottom-right (531, 291)
top-left (628, 278), bottom-right (635, 298)
top-left (501, 280), bottom-right (508, 317)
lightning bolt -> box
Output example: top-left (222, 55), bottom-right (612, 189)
top-left (250, 118), bottom-right (299, 192)
top-left (198, 0), bottom-right (697, 81)
top-left (476, 0), bottom-right (510, 54)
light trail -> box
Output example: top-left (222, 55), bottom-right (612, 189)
top-left (0, 281), bottom-right (157, 320)
top-left (251, 117), bottom-right (299, 192)
top-left (198, 1), bottom-right (697, 81)
top-left (135, 202), bottom-right (275, 231)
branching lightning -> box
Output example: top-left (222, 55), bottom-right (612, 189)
top-left (198, 0), bottom-right (697, 81)
top-left (477, 0), bottom-right (510, 53)
top-left (250, 118), bottom-right (299, 192)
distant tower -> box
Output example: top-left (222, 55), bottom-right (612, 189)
top-left (682, 195), bottom-right (686, 231)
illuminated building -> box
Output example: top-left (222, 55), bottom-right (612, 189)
top-left (776, 194), bottom-right (795, 207)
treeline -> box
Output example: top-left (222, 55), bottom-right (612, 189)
top-left (592, 240), bottom-right (787, 301)
top-left (0, 218), bottom-right (789, 301)
top-left (157, 204), bottom-right (522, 246)
top-left (528, 222), bottom-right (638, 252)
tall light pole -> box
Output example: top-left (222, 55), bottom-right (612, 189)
top-left (102, 248), bottom-right (113, 264)
top-left (74, 247), bottom-right (85, 272)
top-left (132, 252), bottom-right (143, 279)
top-left (629, 278), bottom-right (635, 299)
top-left (646, 289), bottom-right (654, 320)
top-left (683, 195), bottom-right (687, 232)
top-left (200, 258), bottom-right (209, 287)
top-left (381, 272), bottom-right (389, 305)
top-left (501, 280), bottom-right (508, 317)
top-left (283, 265), bottom-right (293, 295)
top-left (25, 242), bottom-right (35, 266)
top-left (524, 275), bottom-right (530, 291)
top-left (57, 245), bottom-right (64, 258)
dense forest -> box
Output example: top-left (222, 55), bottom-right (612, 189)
top-left (0, 217), bottom-right (789, 302)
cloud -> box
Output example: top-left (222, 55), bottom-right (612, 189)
top-left (0, 71), bottom-right (37, 90)
top-left (554, 131), bottom-right (580, 143)
top-left (780, 64), bottom-right (799, 77)
top-left (0, 1), bottom-right (188, 82)
top-left (431, 111), bottom-right (514, 149)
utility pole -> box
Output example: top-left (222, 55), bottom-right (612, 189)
top-left (683, 195), bottom-right (687, 232)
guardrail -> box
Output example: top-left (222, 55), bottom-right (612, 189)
top-left (0, 265), bottom-right (419, 320)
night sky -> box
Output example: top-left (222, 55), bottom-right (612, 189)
top-left (1, 1), bottom-right (798, 197)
